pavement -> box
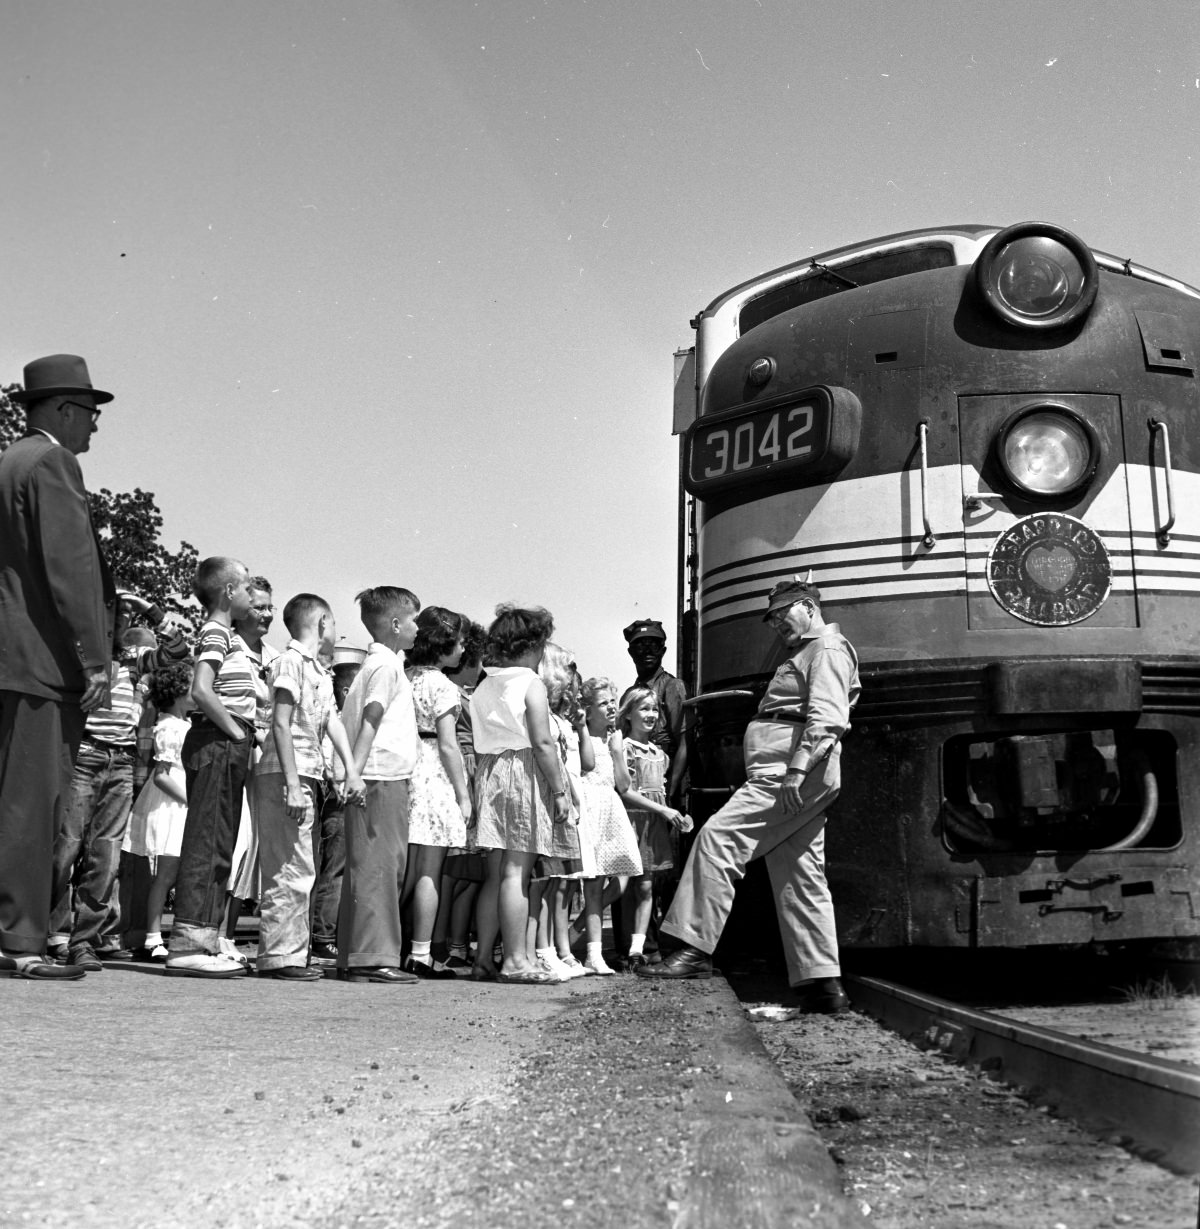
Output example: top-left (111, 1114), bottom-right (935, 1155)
top-left (0, 957), bottom-right (864, 1228)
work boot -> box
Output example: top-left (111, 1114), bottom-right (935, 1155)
top-left (787, 977), bottom-right (850, 1014)
top-left (633, 944), bottom-right (712, 980)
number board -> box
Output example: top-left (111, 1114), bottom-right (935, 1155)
top-left (684, 385), bottom-right (861, 499)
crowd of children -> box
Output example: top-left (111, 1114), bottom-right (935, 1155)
top-left (47, 556), bottom-right (693, 983)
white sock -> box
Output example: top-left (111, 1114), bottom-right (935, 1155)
top-left (536, 945), bottom-right (560, 964)
top-left (449, 942), bottom-right (468, 960)
top-left (628, 934), bottom-right (646, 956)
top-left (145, 932), bottom-right (163, 947)
top-left (586, 942), bottom-right (603, 960)
top-left (410, 941), bottom-right (432, 966)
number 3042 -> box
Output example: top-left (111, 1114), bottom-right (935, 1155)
top-left (702, 405), bottom-right (813, 479)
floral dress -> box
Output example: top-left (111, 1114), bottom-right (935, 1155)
top-left (577, 733), bottom-right (643, 878)
top-left (624, 739), bottom-right (675, 872)
top-left (533, 715), bottom-right (583, 880)
top-left (407, 665), bottom-right (468, 847)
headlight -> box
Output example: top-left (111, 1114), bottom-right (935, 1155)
top-left (998, 407), bottom-right (1097, 497)
top-left (975, 222), bottom-right (1098, 330)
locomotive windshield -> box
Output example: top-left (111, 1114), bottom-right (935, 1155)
top-left (738, 243), bottom-right (955, 335)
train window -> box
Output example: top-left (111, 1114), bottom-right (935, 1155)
top-left (738, 244), bottom-right (955, 335)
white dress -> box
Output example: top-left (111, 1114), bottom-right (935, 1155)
top-left (407, 666), bottom-right (468, 847)
top-left (126, 715), bottom-right (189, 873)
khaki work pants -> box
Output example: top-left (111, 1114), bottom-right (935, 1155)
top-left (663, 720), bottom-right (841, 986)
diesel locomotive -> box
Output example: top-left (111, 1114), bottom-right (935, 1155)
top-left (673, 222), bottom-right (1200, 951)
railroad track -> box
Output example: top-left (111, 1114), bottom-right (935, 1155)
top-left (844, 974), bottom-right (1200, 1177)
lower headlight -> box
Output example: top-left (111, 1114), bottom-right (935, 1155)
top-left (975, 222), bottom-right (1098, 330)
top-left (999, 407), bottom-right (1097, 497)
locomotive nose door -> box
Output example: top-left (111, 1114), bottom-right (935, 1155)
top-left (958, 394), bottom-right (1137, 631)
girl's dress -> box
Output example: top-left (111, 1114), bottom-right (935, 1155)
top-left (471, 666), bottom-right (557, 856)
top-left (126, 714), bottom-right (189, 873)
top-left (534, 715), bottom-right (583, 879)
top-left (445, 682), bottom-right (486, 881)
top-left (624, 739), bottom-right (675, 872)
top-left (577, 733), bottom-right (643, 878)
top-left (406, 665), bottom-right (468, 848)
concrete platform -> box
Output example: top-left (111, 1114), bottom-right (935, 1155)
top-left (0, 962), bottom-right (863, 1228)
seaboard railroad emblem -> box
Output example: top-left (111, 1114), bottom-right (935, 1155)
top-left (986, 513), bottom-right (1111, 626)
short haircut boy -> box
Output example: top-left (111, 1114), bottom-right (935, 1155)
top-left (356, 586), bottom-right (420, 630)
top-left (282, 593), bottom-right (332, 636)
top-left (193, 556), bottom-right (246, 607)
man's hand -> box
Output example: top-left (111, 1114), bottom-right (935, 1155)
top-left (80, 665), bottom-right (111, 713)
top-left (780, 769), bottom-right (806, 815)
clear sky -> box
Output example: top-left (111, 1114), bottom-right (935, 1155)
top-left (4, 0), bottom-right (1198, 681)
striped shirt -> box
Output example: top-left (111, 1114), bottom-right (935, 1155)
top-left (195, 619), bottom-right (257, 722)
top-left (84, 627), bottom-right (190, 746)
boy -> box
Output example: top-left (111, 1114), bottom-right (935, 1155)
top-left (336, 586), bottom-right (421, 984)
top-left (254, 594), bottom-right (363, 980)
top-left (48, 593), bottom-right (189, 969)
top-left (165, 557), bottom-right (257, 978)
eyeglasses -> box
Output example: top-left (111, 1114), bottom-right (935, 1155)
top-left (61, 400), bottom-right (101, 424)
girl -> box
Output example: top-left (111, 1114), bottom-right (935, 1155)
top-left (128, 661), bottom-right (194, 961)
top-left (574, 677), bottom-right (643, 975)
top-left (619, 686), bottom-right (692, 970)
top-left (469, 605), bottom-right (569, 984)
top-left (530, 647), bottom-right (588, 981)
top-left (402, 606), bottom-right (473, 978)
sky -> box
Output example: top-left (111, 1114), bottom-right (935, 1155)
top-left (4, 0), bottom-right (1198, 681)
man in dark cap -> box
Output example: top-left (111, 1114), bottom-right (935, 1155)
top-left (620, 619), bottom-right (687, 777)
top-left (637, 576), bottom-right (859, 1012)
top-left (0, 355), bottom-right (116, 979)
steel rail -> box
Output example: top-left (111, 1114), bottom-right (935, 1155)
top-left (844, 974), bottom-right (1200, 1176)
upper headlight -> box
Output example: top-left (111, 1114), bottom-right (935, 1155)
top-left (975, 222), bottom-right (1098, 330)
top-left (998, 407), bottom-right (1097, 497)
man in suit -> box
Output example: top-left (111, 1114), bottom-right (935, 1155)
top-left (0, 354), bottom-right (117, 979)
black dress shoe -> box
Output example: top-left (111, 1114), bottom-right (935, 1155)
top-left (404, 957), bottom-right (458, 980)
top-left (338, 965), bottom-right (419, 984)
top-left (786, 977), bottom-right (850, 1014)
top-left (634, 945), bottom-right (712, 980)
top-left (67, 946), bottom-right (104, 972)
top-left (309, 941), bottom-right (338, 962)
top-left (96, 947), bottom-right (135, 962)
top-left (259, 965), bottom-right (323, 981)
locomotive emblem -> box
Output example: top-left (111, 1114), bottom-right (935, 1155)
top-left (986, 513), bottom-right (1111, 626)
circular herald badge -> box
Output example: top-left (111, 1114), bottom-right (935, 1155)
top-left (986, 513), bottom-right (1111, 626)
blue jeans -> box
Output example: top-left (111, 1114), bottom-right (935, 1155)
top-left (169, 719), bottom-right (253, 954)
top-left (49, 739), bottom-right (134, 951)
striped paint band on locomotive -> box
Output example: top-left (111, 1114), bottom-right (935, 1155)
top-left (695, 539), bottom-right (1200, 627)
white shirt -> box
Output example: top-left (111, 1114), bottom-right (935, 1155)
top-left (339, 642), bottom-right (417, 780)
top-left (470, 666), bottom-right (538, 754)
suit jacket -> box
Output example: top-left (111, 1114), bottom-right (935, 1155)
top-left (0, 432), bottom-right (115, 700)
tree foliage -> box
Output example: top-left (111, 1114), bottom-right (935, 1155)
top-left (0, 382), bottom-right (199, 620)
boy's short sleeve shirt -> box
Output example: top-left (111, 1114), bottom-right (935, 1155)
top-left (256, 639), bottom-right (335, 780)
top-left (196, 620), bottom-right (257, 723)
top-left (340, 642), bottom-right (417, 780)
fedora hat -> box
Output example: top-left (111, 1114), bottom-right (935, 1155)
top-left (11, 354), bottom-right (113, 405)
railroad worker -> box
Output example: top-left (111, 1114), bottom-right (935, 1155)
top-left (620, 619), bottom-right (687, 772)
top-left (636, 575), bottom-right (859, 1012)
top-left (0, 354), bottom-right (117, 980)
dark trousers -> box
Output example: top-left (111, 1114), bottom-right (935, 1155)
top-left (49, 739), bottom-right (134, 951)
top-left (311, 791), bottom-right (345, 946)
top-left (0, 690), bottom-right (84, 954)
top-left (169, 721), bottom-right (252, 954)
top-left (337, 778), bottom-right (409, 969)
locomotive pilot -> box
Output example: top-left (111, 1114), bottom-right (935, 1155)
top-left (636, 575), bottom-right (860, 1012)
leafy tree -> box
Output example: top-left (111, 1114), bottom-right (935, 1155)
top-left (0, 382), bottom-right (199, 621)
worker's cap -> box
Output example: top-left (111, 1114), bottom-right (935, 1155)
top-left (763, 574), bottom-right (821, 621)
top-left (622, 619), bottom-right (667, 644)
top-left (331, 640), bottom-right (367, 668)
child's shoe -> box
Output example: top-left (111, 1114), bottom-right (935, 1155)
top-left (147, 942), bottom-right (169, 963)
top-left (535, 953), bottom-right (570, 982)
top-left (583, 953), bottom-right (616, 976)
top-left (558, 954), bottom-right (591, 979)
top-left (219, 936), bottom-right (251, 966)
